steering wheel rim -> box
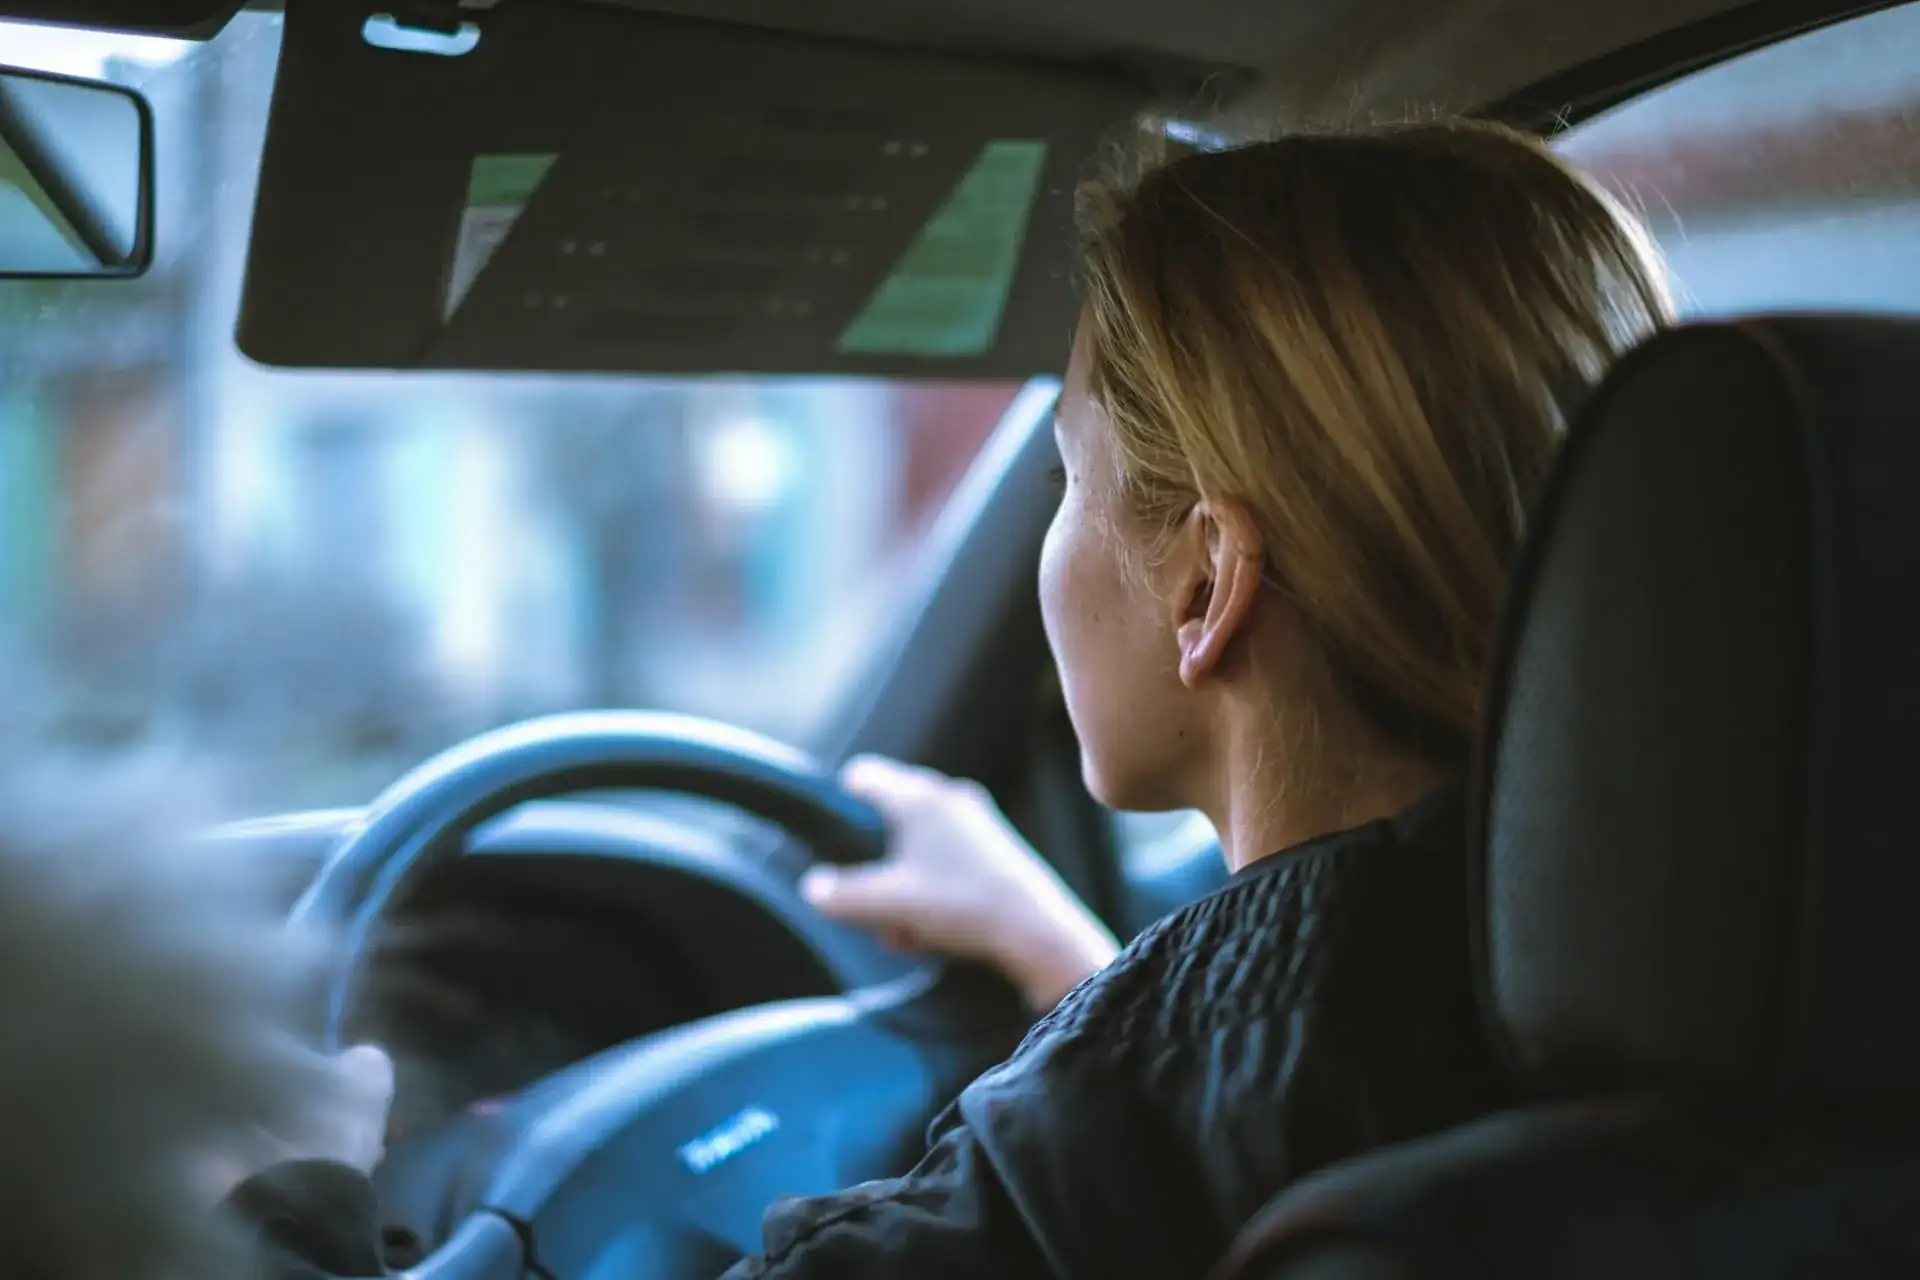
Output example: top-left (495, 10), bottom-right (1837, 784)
top-left (289, 709), bottom-right (891, 1047)
top-left (289, 711), bottom-right (1030, 1278)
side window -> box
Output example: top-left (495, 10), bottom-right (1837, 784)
top-left (1557, 1), bottom-right (1920, 315)
top-left (1109, 808), bottom-right (1222, 936)
top-left (1112, 809), bottom-right (1216, 872)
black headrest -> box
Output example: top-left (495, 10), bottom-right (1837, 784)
top-left (1472, 316), bottom-right (1920, 1110)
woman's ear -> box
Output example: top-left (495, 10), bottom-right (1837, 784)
top-left (1173, 498), bottom-right (1264, 689)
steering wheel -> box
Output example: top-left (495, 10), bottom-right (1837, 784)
top-left (287, 711), bottom-right (1032, 1280)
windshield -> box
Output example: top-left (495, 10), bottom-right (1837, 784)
top-left (0, 13), bottom-right (1026, 813)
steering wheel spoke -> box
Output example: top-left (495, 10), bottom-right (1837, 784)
top-left (496, 986), bottom-right (937, 1269)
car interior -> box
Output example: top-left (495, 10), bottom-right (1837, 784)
top-left (3, 0), bottom-right (1919, 1276)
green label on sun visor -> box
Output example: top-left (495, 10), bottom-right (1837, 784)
top-left (838, 139), bottom-right (1047, 359)
top-left (444, 152), bottom-right (558, 320)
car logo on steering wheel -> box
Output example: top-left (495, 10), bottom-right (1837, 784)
top-left (676, 1106), bottom-right (781, 1176)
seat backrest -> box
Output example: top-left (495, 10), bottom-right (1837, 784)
top-left (1214, 316), bottom-right (1920, 1280)
top-left (1217, 1101), bottom-right (1920, 1279)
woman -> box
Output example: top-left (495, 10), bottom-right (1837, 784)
top-left (234, 118), bottom-right (1670, 1277)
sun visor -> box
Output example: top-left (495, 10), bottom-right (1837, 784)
top-left (238, 1), bottom-right (1152, 379)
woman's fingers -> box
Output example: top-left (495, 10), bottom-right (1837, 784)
top-left (336, 1043), bottom-right (395, 1100)
top-left (802, 861), bottom-right (980, 962)
top-left (799, 862), bottom-right (919, 927)
top-left (800, 866), bottom-right (922, 953)
top-left (830, 755), bottom-right (1101, 988)
top-left (328, 1044), bottom-right (395, 1172)
top-left (840, 754), bottom-right (938, 819)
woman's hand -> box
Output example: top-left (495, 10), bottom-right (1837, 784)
top-left (803, 756), bottom-right (1121, 1013)
top-left (203, 1042), bottom-right (395, 1202)
top-left (299, 1043), bottom-right (396, 1174)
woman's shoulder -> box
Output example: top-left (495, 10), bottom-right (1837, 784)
top-left (1009, 781), bottom-right (1473, 1082)
top-left (950, 783), bottom-right (1490, 1269)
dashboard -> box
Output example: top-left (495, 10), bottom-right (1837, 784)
top-left (205, 794), bottom-right (917, 1136)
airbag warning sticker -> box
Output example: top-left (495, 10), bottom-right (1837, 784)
top-left (444, 152), bottom-right (557, 320)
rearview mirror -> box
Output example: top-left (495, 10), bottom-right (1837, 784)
top-left (0, 65), bottom-right (153, 278)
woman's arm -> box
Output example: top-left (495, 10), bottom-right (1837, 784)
top-left (724, 1109), bottom-right (1053, 1280)
top-left (215, 1044), bottom-right (405, 1278)
top-left (221, 973), bottom-right (1209, 1280)
top-left (225, 1119), bottom-right (1051, 1280)
top-left (223, 1160), bottom-right (397, 1278)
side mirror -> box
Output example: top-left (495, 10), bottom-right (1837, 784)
top-left (0, 64), bottom-right (153, 278)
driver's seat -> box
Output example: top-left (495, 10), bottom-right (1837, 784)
top-left (1214, 316), bottom-right (1920, 1279)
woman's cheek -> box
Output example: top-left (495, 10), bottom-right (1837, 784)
top-left (1037, 509), bottom-right (1070, 651)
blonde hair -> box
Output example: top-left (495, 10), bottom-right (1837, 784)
top-left (1077, 119), bottom-right (1671, 765)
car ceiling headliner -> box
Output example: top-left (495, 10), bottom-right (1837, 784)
top-left (605, 0), bottom-right (1757, 119)
top-left (5, 0), bottom-right (1869, 120)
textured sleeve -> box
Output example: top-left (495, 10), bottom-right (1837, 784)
top-left (222, 1160), bottom-right (393, 1278)
top-left (722, 955), bottom-right (1217, 1280)
top-left (721, 1108), bottom-right (1055, 1280)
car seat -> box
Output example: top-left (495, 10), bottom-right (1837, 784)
top-left (1212, 316), bottom-right (1920, 1280)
